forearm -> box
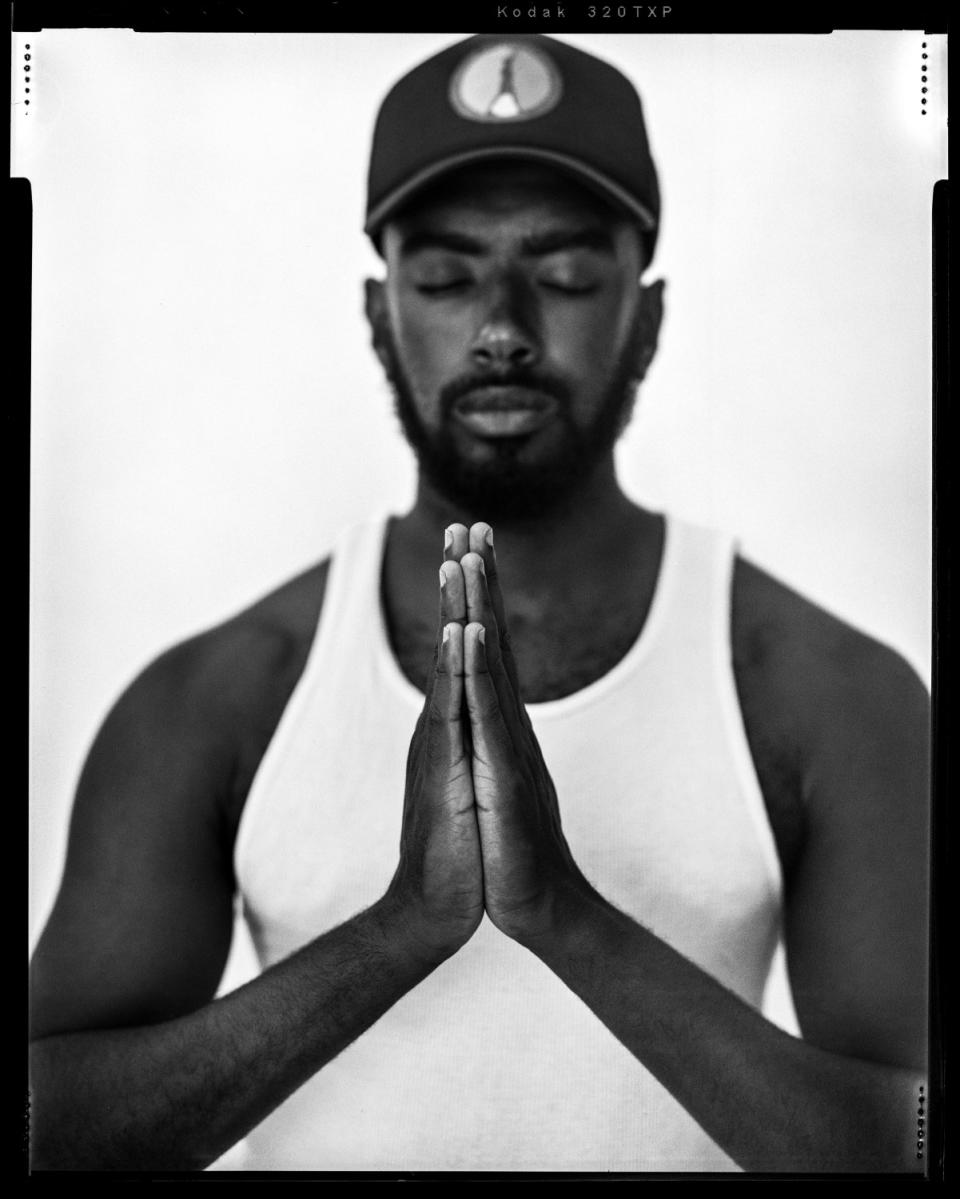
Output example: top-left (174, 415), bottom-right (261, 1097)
top-left (525, 889), bottom-right (923, 1173)
top-left (29, 897), bottom-right (445, 1172)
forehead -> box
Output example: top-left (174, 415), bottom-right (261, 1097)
top-left (384, 162), bottom-right (637, 247)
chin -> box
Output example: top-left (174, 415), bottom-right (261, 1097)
top-left (417, 452), bottom-right (599, 523)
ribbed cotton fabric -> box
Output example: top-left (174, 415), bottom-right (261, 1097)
top-left (233, 512), bottom-right (782, 1171)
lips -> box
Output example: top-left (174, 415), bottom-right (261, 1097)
top-left (452, 386), bottom-right (559, 439)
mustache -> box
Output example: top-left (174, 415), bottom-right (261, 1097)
top-left (440, 369), bottom-right (572, 412)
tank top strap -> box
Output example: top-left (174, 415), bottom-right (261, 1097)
top-left (651, 516), bottom-right (736, 645)
top-left (231, 514), bottom-right (391, 880)
top-left (302, 513), bottom-right (391, 683)
top-left (662, 517), bottom-right (784, 902)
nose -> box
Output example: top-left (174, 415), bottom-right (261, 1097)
top-left (470, 276), bottom-right (540, 371)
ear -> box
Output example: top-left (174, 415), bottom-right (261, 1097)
top-left (364, 277), bottom-right (391, 373)
top-left (633, 278), bottom-right (666, 383)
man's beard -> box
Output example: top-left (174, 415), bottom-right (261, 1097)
top-left (379, 317), bottom-right (644, 523)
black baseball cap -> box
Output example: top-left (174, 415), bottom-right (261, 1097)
top-left (365, 34), bottom-right (660, 262)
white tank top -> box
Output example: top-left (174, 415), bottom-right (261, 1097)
top-left (233, 512), bottom-right (782, 1171)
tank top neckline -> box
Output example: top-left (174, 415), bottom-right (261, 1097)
top-left (373, 512), bottom-right (680, 721)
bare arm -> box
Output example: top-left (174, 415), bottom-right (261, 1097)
top-left (30, 902), bottom-right (450, 1171)
top-left (30, 564), bottom-right (483, 1171)
top-left (524, 889), bottom-right (923, 1173)
top-left (455, 524), bottom-right (928, 1173)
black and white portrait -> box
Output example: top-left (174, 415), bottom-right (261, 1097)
top-left (24, 20), bottom-right (944, 1175)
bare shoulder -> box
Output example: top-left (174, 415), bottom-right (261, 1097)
top-left (30, 557), bottom-right (332, 1039)
top-left (730, 556), bottom-right (929, 884)
top-left (164, 556), bottom-right (332, 712)
top-left (59, 553), bottom-right (334, 906)
top-left (123, 556), bottom-right (333, 839)
top-left (732, 554), bottom-right (928, 725)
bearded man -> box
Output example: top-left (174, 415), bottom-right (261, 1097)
top-left (29, 34), bottom-right (928, 1173)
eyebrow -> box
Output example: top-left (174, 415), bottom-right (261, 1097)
top-left (398, 226), bottom-right (617, 258)
top-left (523, 227), bottom-right (617, 256)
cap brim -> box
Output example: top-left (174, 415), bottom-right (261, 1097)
top-left (364, 144), bottom-right (657, 239)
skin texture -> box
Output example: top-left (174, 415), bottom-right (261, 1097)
top-left (29, 164), bottom-right (929, 1172)
top-left (365, 166), bottom-right (663, 522)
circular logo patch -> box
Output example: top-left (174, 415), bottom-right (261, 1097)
top-left (449, 42), bottom-right (562, 123)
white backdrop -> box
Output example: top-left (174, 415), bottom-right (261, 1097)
top-left (20, 31), bottom-right (944, 1039)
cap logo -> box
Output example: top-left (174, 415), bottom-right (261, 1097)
top-left (449, 42), bottom-right (562, 123)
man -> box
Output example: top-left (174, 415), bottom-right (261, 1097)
top-left (29, 34), bottom-right (928, 1173)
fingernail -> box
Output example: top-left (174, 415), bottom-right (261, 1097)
top-left (478, 627), bottom-right (486, 645)
top-left (477, 556), bottom-right (485, 576)
top-left (443, 624), bottom-right (451, 643)
top-left (444, 527), bottom-right (453, 551)
top-left (484, 527), bottom-right (494, 548)
top-left (439, 566), bottom-right (447, 588)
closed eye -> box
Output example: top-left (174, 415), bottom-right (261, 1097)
top-left (539, 280), bottom-right (600, 296)
top-left (414, 279), bottom-right (473, 295)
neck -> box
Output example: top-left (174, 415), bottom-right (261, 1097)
top-left (392, 456), bottom-right (658, 600)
